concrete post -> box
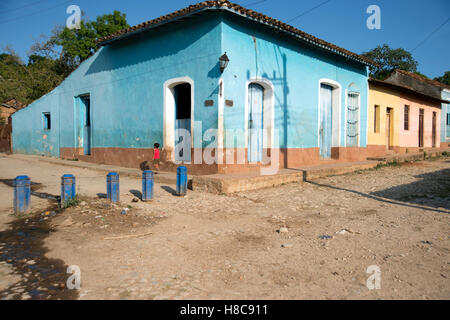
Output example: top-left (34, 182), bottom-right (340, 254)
top-left (61, 174), bottom-right (76, 205)
top-left (176, 166), bottom-right (188, 196)
top-left (14, 175), bottom-right (30, 214)
top-left (142, 170), bottom-right (154, 201)
top-left (107, 172), bottom-right (119, 203)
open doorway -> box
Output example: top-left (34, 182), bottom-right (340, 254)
top-left (174, 83), bottom-right (191, 162)
top-left (77, 94), bottom-right (91, 155)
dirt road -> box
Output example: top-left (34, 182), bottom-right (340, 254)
top-left (0, 154), bottom-right (449, 299)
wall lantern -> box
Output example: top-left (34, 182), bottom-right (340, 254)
top-left (219, 52), bottom-right (229, 73)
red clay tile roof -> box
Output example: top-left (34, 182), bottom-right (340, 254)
top-left (97, 0), bottom-right (375, 66)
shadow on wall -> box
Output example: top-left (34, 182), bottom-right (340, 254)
top-left (371, 168), bottom-right (450, 210)
top-left (85, 15), bottom-right (221, 76)
top-left (264, 49), bottom-right (289, 168)
top-left (230, 12), bottom-right (369, 167)
top-left (241, 49), bottom-right (291, 167)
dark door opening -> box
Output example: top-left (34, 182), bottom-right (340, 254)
top-left (174, 83), bottom-right (191, 162)
top-left (79, 95), bottom-right (91, 155)
top-left (386, 108), bottom-right (392, 150)
top-left (432, 111), bottom-right (436, 148)
top-left (418, 109), bottom-right (424, 148)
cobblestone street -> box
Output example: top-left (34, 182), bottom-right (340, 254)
top-left (0, 154), bottom-right (449, 299)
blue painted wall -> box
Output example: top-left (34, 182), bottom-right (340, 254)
top-left (12, 11), bottom-right (370, 159)
top-left (11, 90), bottom-right (62, 156)
top-left (221, 13), bottom-right (369, 149)
top-left (12, 14), bottom-right (222, 156)
top-left (441, 89), bottom-right (450, 143)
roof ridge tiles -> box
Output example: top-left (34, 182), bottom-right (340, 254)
top-left (96, 0), bottom-right (375, 66)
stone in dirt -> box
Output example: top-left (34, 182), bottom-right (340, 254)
top-left (132, 197), bottom-right (139, 202)
top-left (336, 229), bottom-right (359, 235)
top-left (277, 227), bottom-right (289, 233)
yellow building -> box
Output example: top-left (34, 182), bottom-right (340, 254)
top-left (368, 78), bottom-right (442, 157)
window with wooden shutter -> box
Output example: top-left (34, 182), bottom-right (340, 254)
top-left (404, 105), bottom-right (409, 130)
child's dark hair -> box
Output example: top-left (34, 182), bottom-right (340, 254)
top-left (154, 142), bottom-right (160, 148)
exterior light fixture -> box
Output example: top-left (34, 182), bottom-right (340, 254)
top-left (219, 52), bottom-right (229, 73)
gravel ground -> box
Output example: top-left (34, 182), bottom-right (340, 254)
top-left (0, 154), bottom-right (449, 300)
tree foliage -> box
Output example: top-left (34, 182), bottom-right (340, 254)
top-left (57, 10), bottom-right (129, 65)
top-left (362, 44), bottom-right (419, 79)
top-left (0, 11), bottom-right (129, 105)
top-left (434, 71), bottom-right (450, 86)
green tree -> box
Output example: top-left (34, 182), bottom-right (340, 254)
top-left (362, 44), bottom-right (418, 79)
top-left (0, 11), bottom-right (129, 105)
top-left (27, 54), bottom-right (66, 101)
top-left (56, 10), bottom-right (129, 66)
top-left (434, 71), bottom-right (450, 85)
top-left (0, 49), bottom-right (32, 104)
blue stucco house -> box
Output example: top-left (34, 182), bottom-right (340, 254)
top-left (12, 0), bottom-right (376, 174)
top-left (441, 88), bottom-right (450, 148)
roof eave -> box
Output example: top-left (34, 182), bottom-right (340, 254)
top-left (369, 78), bottom-right (448, 104)
top-left (98, 6), bottom-right (375, 68)
top-left (97, 6), bottom-right (213, 47)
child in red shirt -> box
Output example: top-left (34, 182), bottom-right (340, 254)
top-left (153, 142), bottom-right (160, 171)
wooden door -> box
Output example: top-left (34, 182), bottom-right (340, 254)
top-left (386, 109), bottom-right (391, 150)
top-left (432, 112), bottom-right (436, 148)
top-left (319, 84), bottom-right (333, 159)
top-left (248, 83), bottom-right (264, 162)
top-left (419, 109), bottom-right (424, 148)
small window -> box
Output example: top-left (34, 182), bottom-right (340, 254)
top-left (447, 113), bottom-right (450, 125)
top-left (374, 105), bottom-right (380, 133)
top-left (43, 112), bottom-right (51, 130)
top-left (404, 105), bottom-right (410, 130)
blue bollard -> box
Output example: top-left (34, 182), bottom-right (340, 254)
top-left (61, 174), bottom-right (76, 205)
top-left (176, 166), bottom-right (188, 196)
top-left (14, 175), bottom-right (30, 214)
top-left (107, 172), bottom-right (120, 203)
top-left (142, 170), bottom-right (154, 201)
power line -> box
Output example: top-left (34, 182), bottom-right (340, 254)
top-left (411, 17), bottom-right (450, 52)
top-left (0, 0), bottom-right (45, 14)
top-left (0, 0), bottom-right (74, 25)
top-left (243, 0), bottom-right (268, 7)
top-left (286, 0), bottom-right (333, 24)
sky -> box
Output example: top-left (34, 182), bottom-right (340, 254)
top-left (0, 0), bottom-right (449, 78)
